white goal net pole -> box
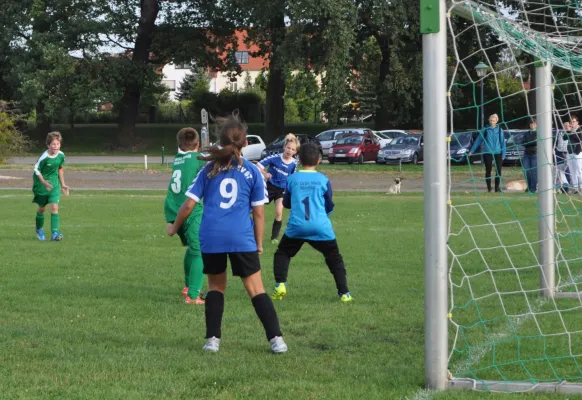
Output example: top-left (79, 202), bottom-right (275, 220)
top-left (536, 61), bottom-right (556, 299)
top-left (422, 0), bottom-right (448, 390)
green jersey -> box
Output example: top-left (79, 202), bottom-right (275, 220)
top-left (164, 150), bottom-right (205, 222)
top-left (32, 151), bottom-right (65, 196)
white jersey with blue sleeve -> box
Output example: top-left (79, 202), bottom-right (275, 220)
top-left (283, 170), bottom-right (336, 241)
top-left (258, 154), bottom-right (298, 188)
top-left (186, 158), bottom-right (268, 253)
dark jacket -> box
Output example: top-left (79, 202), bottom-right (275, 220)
top-left (564, 128), bottom-right (582, 155)
top-left (523, 130), bottom-right (537, 155)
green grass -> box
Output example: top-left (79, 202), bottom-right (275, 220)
top-left (1, 191), bottom-right (581, 399)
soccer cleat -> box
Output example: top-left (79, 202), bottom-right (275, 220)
top-left (271, 239), bottom-right (279, 245)
top-left (184, 296), bottom-right (205, 305)
top-left (51, 232), bottom-right (63, 241)
top-left (182, 287), bottom-right (189, 297)
top-left (202, 336), bottom-right (221, 352)
top-left (36, 229), bottom-right (46, 241)
top-left (270, 336), bottom-right (288, 354)
top-left (271, 282), bottom-right (287, 300)
top-left (340, 292), bottom-right (353, 303)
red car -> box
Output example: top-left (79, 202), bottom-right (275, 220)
top-left (328, 132), bottom-right (381, 164)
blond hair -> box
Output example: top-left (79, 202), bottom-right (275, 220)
top-left (489, 113), bottom-right (499, 121)
top-left (284, 133), bottom-right (300, 151)
top-left (46, 131), bottom-right (63, 146)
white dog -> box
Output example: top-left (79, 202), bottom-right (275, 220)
top-left (387, 178), bottom-right (402, 194)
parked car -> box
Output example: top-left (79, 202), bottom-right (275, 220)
top-left (377, 130), bottom-right (409, 145)
top-left (242, 135), bottom-right (266, 161)
top-left (328, 132), bottom-right (381, 164)
top-left (504, 130), bottom-right (527, 165)
top-left (316, 128), bottom-right (372, 156)
top-left (449, 131), bottom-right (480, 164)
top-left (260, 134), bottom-right (322, 159)
top-left (376, 135), bottom-right (424, 164)
top-left (372, 131), bottom-right (392, 148)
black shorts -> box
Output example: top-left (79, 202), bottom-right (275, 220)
top-left (201, 252), bottom-right (261, 278)
top-left (267, 182), bottom-right (285, 203)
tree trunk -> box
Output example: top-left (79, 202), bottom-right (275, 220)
top-left (374, 36), bottom-right (391, 130)
top-left (35, 101), bottom-right (51, 141)
top-left (265, 13), bottom-right (286, 141)
top-left (117, 0), bottom-right (160, 147)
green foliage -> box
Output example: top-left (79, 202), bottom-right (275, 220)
top-left (0, 102), bottom-right (30, 163)
top-left (177, 68), bottom-right (210, 101)
top-left (284, 98), bottom-right (301, 123)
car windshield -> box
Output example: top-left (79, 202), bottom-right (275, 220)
top-left (391, 136), bottom-right (419, 146)
top-left (451, 132), bottom-right (473, 146)
top-left (375, 132), bottom-right (391, 139)
top-left (507, 131), bottom-right (526, 145)
top-left (336, 135), bottom-right (364, 145)
top-left (382, 131), bottom-right (406, 139)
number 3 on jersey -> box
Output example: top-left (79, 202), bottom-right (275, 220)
top-left (171, 170), bottom-right (182, 193)
top-left (220, 178), bottom-right (238, 209)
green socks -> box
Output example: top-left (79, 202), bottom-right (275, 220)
top-left (184, 251), bottom-right (204, 298)
top-left (51, 213), bottom-right (60, 234)
top-left (35, 212), bottom-right (45, 230)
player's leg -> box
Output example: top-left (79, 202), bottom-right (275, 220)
top-left (271, 198), bottom-right (284, 243)
top-left (309, 239), bottom-right (352, 302)
top-left (49, 201), bottom-right (63, 241)
top-left (184, 218), bottom-right (205, 304)
top-left (35, 204), bottom-right (47, 241)
top-left (201, 253), bottom-right (228, 352)
top-left (232, 252), bottom-right (287, 353)
top-left (272, 235), bottom-right (304, 300)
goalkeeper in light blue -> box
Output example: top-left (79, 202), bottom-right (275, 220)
top-left (271, 142), bottom-right (352, 303)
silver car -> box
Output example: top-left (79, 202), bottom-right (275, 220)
top-left (316, 128), bottom-right (372, 156)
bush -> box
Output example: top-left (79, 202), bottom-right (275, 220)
top-left (0, 105), bottom-right (30, 163)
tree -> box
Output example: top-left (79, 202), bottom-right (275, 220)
top-left (177, 68), bottom-right (210, 100)
top-left (356, 0), bottom-right (423, 129)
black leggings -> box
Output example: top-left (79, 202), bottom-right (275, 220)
top-left (483, 153), bottom-right (503, 191)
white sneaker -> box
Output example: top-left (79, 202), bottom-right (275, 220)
top-left (202, 336), bottom-right (220, 352)
top-left (269, 336), bottom-right (288, 354)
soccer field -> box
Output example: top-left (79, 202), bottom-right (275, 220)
top-left (0, 191), bottom-right (577, 399)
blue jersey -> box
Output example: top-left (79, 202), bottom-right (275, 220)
top-left (258, 155), bottom-right (298, 188)
top-left (283, 170), bottom-right (335, 241)
top-left (187, 158), bottom-right (268, 253)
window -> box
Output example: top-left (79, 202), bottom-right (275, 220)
top-left (162, 80), bottom-right (176, 91)
top-left (175, 62), bottom-right (192, 69)
top-left (247, 136), bottom-right (261, 145)
top-left (235, 51), bottom-right (249, 65)
top-left (228, 81), bottom-right (238, 92)
top-left (317, 131), bottom-right (334, 141)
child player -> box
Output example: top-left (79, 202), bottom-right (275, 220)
top-left (33, 131), bottom-right (69, 241)
top-left (271, 142), bottom-right (352, 303)
top-left (257, 134), bottom-right (299, 244)
top-left (164, 128), bottom-right (206, 305)
top-left (166, 116), bottom-right (287, 354)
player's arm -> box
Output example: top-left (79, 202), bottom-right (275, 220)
top-left (33, 157), bottom-right (53, 191)
top-left (58, 167), bottom-right (69, 195)
top-left (252, 205), bottom-right (265, 254)
top-left (282, 183), bottom-right (292, 209)
top-left (167, 198), bottom-right (197, 236)
top-left (257, 158), bottom-right (272, 179)
top-left (324, 180), bottom-right (335, 215)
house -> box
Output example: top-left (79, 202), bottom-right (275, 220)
top-left (161, 30), bottom-right (268, 100)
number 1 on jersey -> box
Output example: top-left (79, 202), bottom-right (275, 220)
top-left (302, 196), bottom-right (310, 220)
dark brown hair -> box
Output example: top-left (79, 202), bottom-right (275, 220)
top-left (177, 127), bottom-right (199, 151)
top-left (199, 115), bottom-right (247, 178)
top-left (46, 131), bottom-right (63, 146)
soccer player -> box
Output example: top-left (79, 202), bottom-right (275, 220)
top-left (166, 116), bottom-right (288, 354)
top-left (32, 131), bottom-right (69, 241)
top-left (271, 142), bottom-right (352, 303)
top-left (164, 127), bottom-right (206, 305)
top-left (257, 134), bottom-right (299, 244)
